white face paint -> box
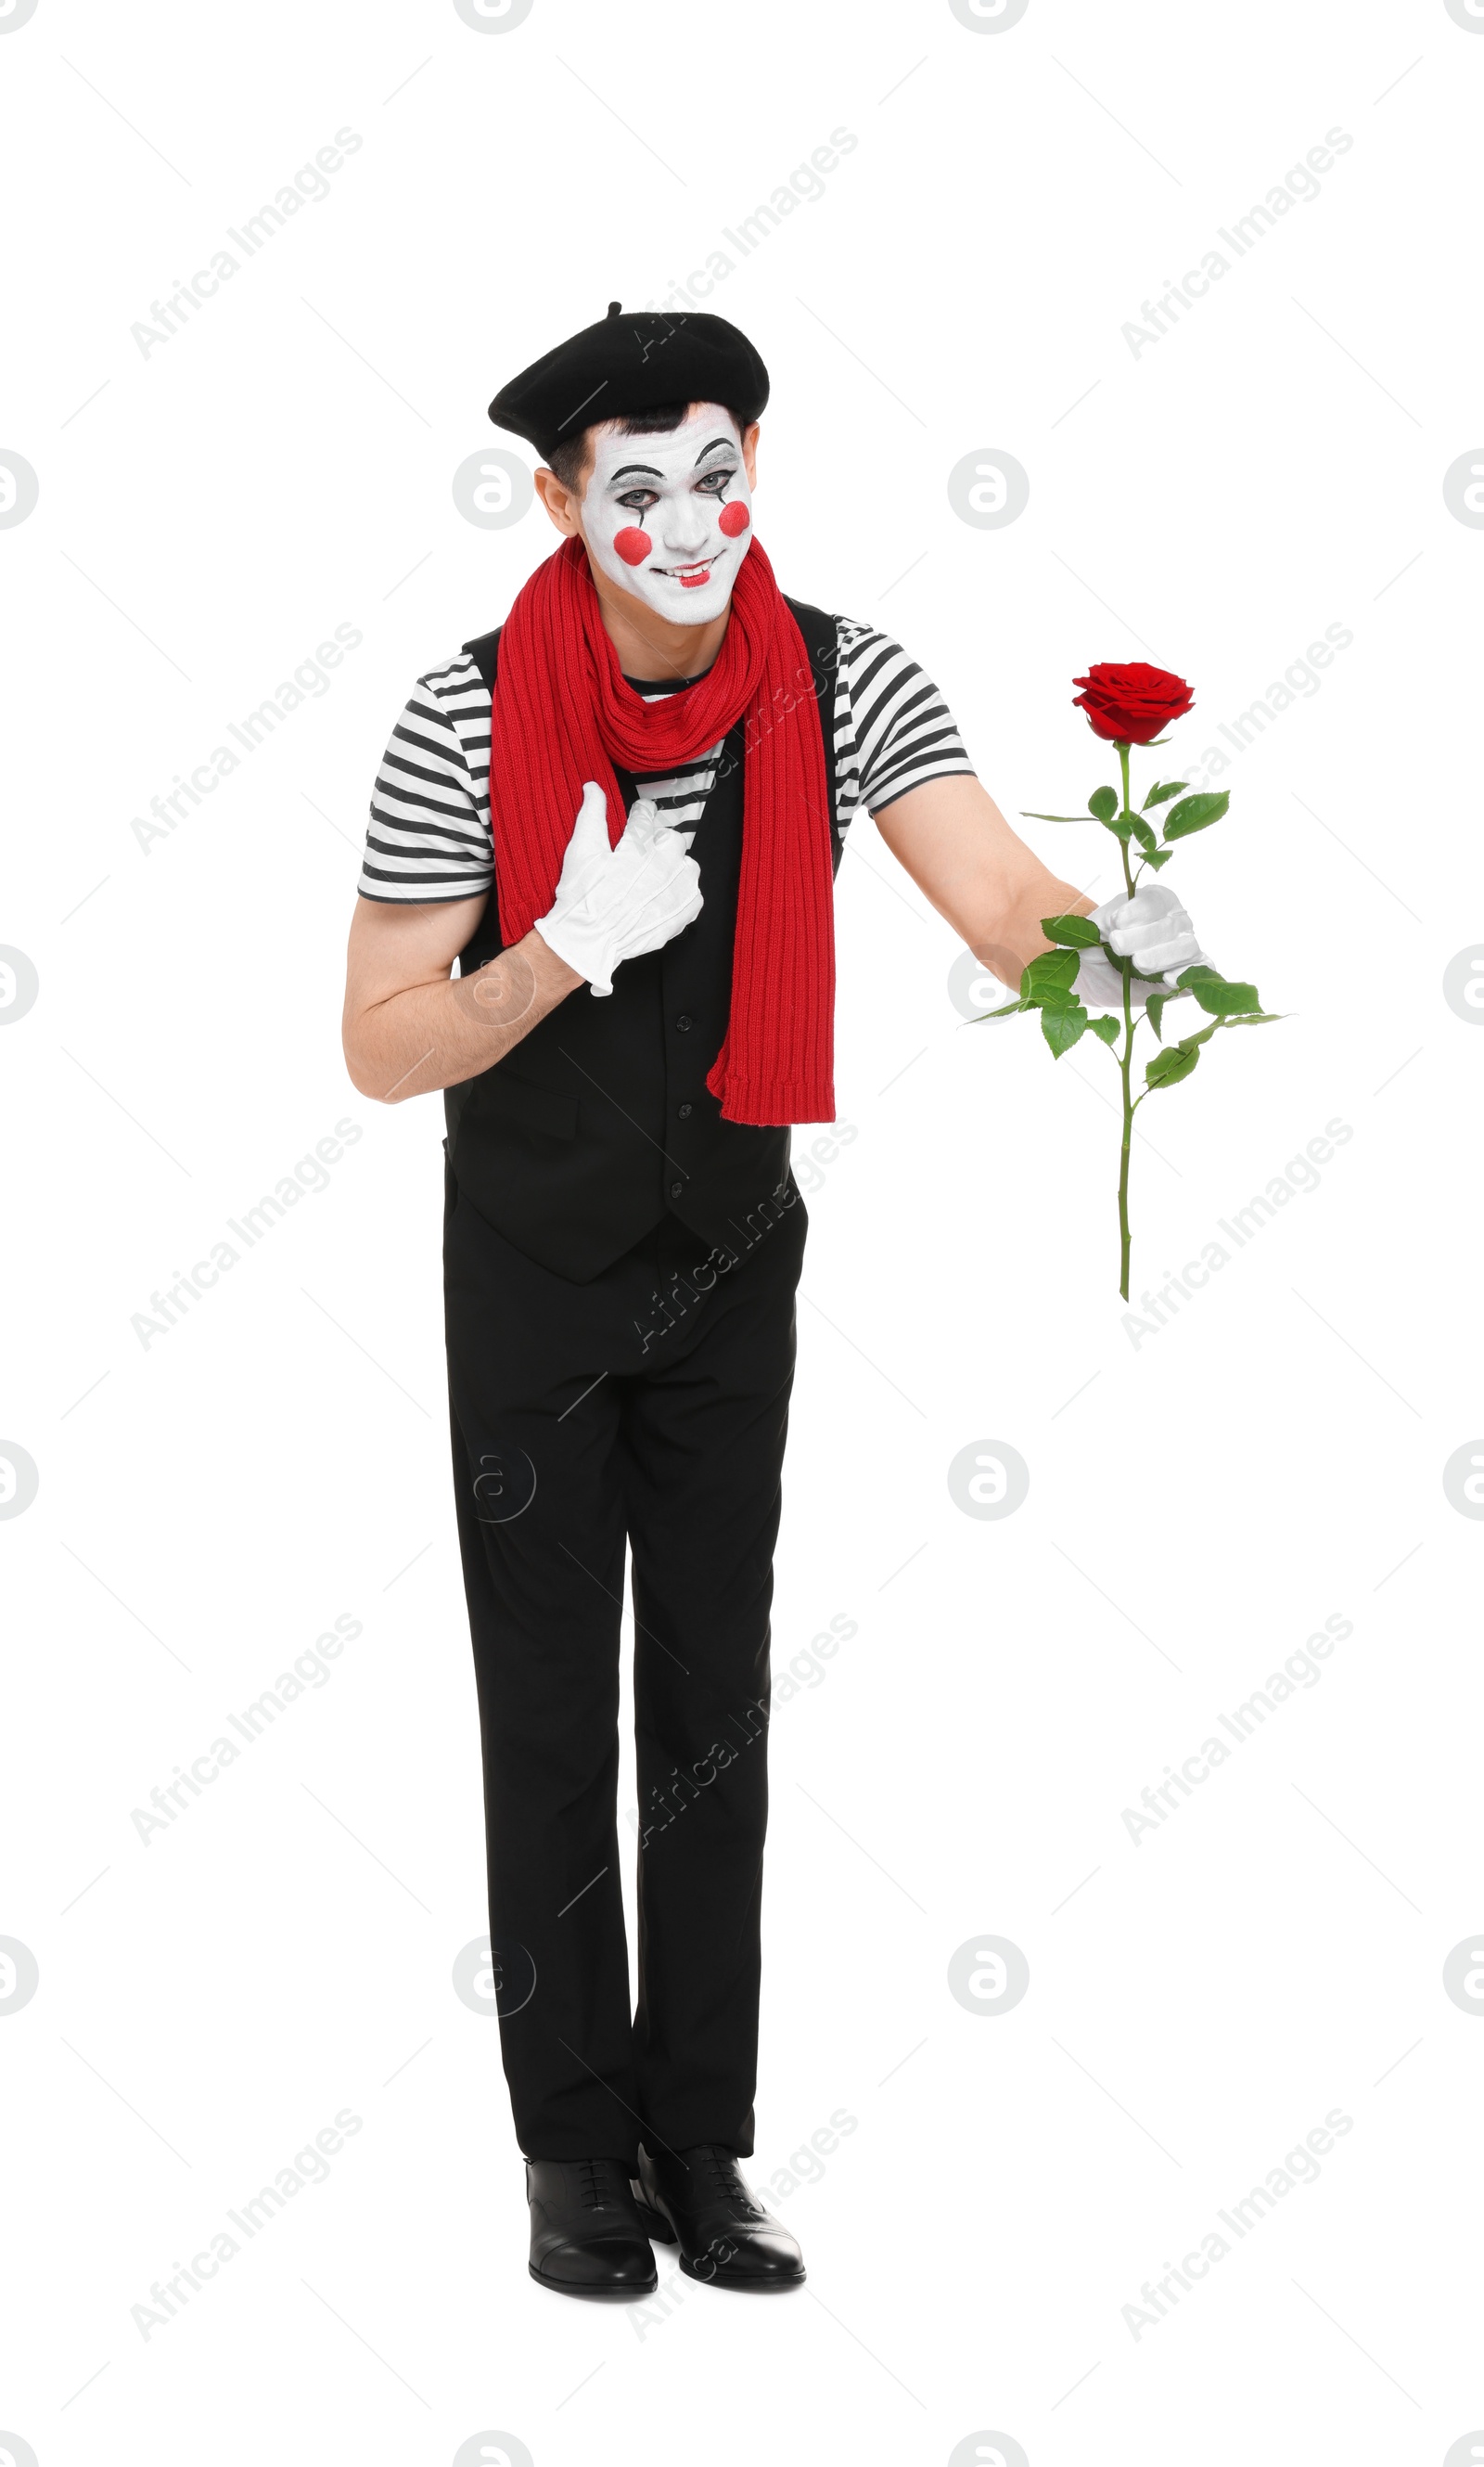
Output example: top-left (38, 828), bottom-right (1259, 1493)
top-left (580, 404), bottom-right (753, 625)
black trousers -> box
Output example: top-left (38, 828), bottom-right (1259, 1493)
top-left (443, 1162), bottom-right (807, 2164)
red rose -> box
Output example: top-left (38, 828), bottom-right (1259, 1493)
top-left (1072, 662), bottom-right (1195, 745)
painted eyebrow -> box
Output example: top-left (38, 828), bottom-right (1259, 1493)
top-left (605, 438), bottom-right (737, 485)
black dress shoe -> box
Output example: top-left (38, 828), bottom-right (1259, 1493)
top-left (632, 2142), bottom-right (805, 2289)
top-left (526, 2157), bottom-right (659, 2299)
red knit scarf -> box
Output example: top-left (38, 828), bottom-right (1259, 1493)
top-left (488, 533), bottom-right (835, 1126)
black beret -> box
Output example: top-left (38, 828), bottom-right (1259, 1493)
top-left (488, 302), bottom-right (770, 461)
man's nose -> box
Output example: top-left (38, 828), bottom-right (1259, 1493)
top-left (658, 490), bottom-right (710, 554)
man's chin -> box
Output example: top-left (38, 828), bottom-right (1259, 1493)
top-left (634, 573), bottom-right (736, 626)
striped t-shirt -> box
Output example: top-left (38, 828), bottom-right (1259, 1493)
top-left (357, 617), bottom-right (974, 903)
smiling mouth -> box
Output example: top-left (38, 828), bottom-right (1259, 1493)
top-left (655, 552), bottom-right (722, 589)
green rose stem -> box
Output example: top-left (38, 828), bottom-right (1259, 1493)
top-left (1004, 684), bottom-right (1276, 1299)
top-left (1116, 739), bottom-right (1136, 1301)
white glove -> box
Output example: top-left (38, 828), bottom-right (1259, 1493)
top-left (534, 784), bottom-right (703, 996)
top-left (1075, 882), bottom-right (1209, 1009)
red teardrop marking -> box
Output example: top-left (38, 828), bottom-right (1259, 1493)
top-left (717, 501), bottom-right (750, 538)
top-left (613, 526), bottom-right (652, 567)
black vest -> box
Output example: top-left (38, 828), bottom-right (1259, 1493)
top-left (444, 597), bottom-right (841, 1283)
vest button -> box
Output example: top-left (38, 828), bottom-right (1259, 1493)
top-left (677, 1102), bottom-right (693, 1118)
top-left (675, 1013), bottom-right (693, 1031)
top-left (670, 1180), bottom-right (684, 1199)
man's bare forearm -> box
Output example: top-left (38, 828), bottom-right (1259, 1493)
top-left (968, 877), bottom-right (1096, 989)
top-left (344, 929), bottom-right (583, 1103)
top-left (872, 777), bottom-right (1098, 990)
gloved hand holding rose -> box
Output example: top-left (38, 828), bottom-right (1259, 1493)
top-left (1074, 882), bottom-right (1209, 1009)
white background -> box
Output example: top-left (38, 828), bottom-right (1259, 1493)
top-left (3, 1), bottom-right (1481, 2461)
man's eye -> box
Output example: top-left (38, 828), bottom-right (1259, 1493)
top-left (617, 489), bottom-right (659, 513)
top-left (697, 469), bottom-right (738, 495)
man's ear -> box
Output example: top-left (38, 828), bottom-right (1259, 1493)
top-left (534, 467), bottom-right (582, 536)
top-left (740, 421), bottom-right (760, 490)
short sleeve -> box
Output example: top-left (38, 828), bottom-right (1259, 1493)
top-left (357, 650), bottom-right (494, 903)
top-left (832, 618), bottom-right (976, 832)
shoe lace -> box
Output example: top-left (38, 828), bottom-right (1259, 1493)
top-left (576, 2157), bottom-right (626, 2213)
top-left (687, 2144), bottom-right (764, 2219)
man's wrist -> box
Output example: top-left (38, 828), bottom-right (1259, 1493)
top-left (526, 925), bottom-right (588, 996)
top-left (452, 929), bottom-right (583, 1035)
top-left (982, 885), bottom-right (1099, 988)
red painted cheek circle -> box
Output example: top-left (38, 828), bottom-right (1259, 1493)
top-left (717, 501), bottom-right (750, 538)
top-left (613, 526), bottom-right (652, 566)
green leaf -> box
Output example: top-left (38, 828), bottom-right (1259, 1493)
top-left (1105, 811), bottom-right (1137, 842)
top-left (1162, 790), bottom-right (1230, 842)
top-left (1145, 993), bottom-right (1168, 1042)
top-left (1219, 1010), bottom-right (1284, 1027)
top-left (1128, 814), bottom-right (1158, 852)
top-left (1185, 974), bottom-right (1261, 1018)
top-left (1143, 780), bottom-right (1189, 808)
top-left (1145, 1042), bottom-right (1201, 1090)
top-left (1088, 785), bottom-right (1119, 822)
top-left (1021, 811), bottom-right (1092, 825)
top-left (1041, 1002), bottom-right (1088, 1058)
top-left (972, 998), bottom-right (1028, 1024)
top-left (1040, 912), bottom-right (1103, 948)
top-left (1087, 1014), bottom-right (1120, 1045)
top-left (1020, 949), bottom-right (1081, 1003)
top-left (1140, 847), bottom-right (1175, 871)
